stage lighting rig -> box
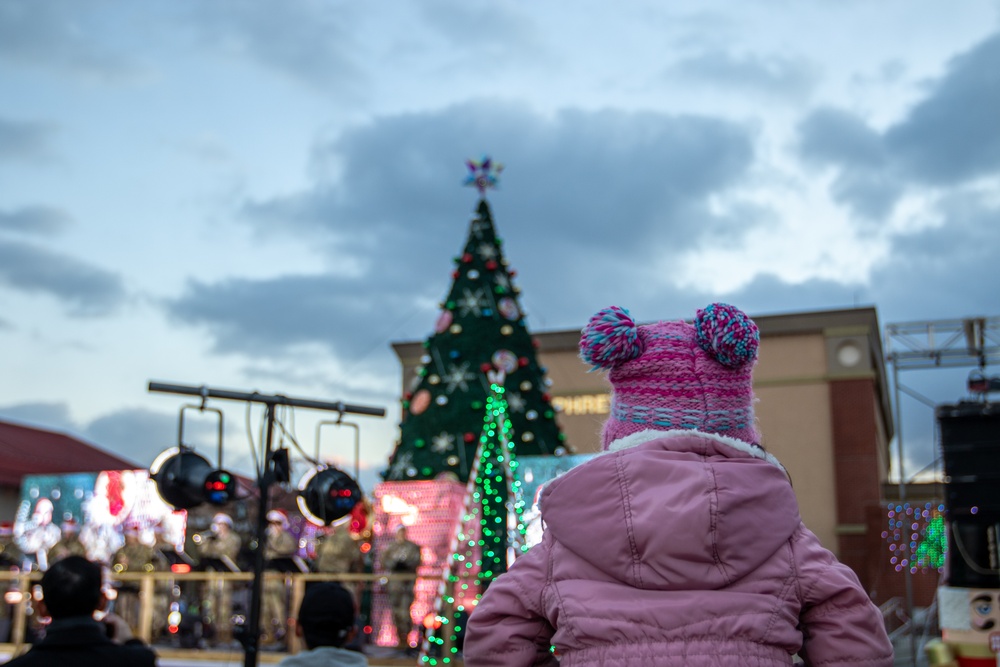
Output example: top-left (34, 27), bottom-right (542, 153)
top-left (147, 380), bottom-right (384, 667)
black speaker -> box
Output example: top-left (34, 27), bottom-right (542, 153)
top-left (937, 401), bottom-right (1000, 514)
top-left (937, 401), bottom-right (1000, 587)
top-left (945, 516), bottom-right (1000, 588)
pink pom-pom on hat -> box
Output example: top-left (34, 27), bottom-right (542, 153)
top-left (579, 306), bottom-right (644, 370)
top-left (582, 303), bottom-right (761, 450)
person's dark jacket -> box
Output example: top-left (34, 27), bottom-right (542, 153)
top-left (4, 617), bottom-right (156, 667)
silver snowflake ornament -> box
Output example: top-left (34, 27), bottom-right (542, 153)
top-left (431, 432), bottom-right (455, 454)
top-left (442, 362), bottom-right (476, 393)
top-left (457, 288), bottom-right (489, 316)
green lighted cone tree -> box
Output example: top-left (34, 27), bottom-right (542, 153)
top-left (421, 377), bottom-right (527, 665)
top-left (385, 158), bottom-right (566, 483)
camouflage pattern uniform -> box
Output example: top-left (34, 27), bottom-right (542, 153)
top-left (150, 532), bottom-right (175, 640)
top-left (197, 522), bottom-right (242, 643)
top-left (0, 536), bottom-right (25, 569)
top-left (313, 527), bottom-right (359, 576)
top-left (262, 527), bottom-right (297, 644)
top-left (112, 539), bottom-right (159, 632)
top-left (0, 532), bottom-right (24, 643)
top-left (381, 531), bottom-right (421, 648)
top-left (49, 533), bottom-right (88, 562)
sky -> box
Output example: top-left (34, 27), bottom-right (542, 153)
top-left (1, 0), bottom-right (999, 493)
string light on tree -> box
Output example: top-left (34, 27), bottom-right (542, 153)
top-left (421, 378), bottom-right (527, 665)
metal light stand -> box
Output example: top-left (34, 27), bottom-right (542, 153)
top-left (148, 381), bottom-right (385, 667)
top-left (315, 414), bottom-right (361, 480)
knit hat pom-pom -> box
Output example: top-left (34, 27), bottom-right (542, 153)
top-left (579, 306), bottom-right (643, 369)
top-left (695, 303), bottom-right (759, 368)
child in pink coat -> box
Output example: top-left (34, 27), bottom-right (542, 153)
top-left (464, 303), bottom-right (893, 666)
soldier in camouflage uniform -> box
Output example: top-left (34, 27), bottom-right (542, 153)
top-left (261, 510), bottom-right (297, 645)
top-left (196, 513), bottom-right (242, 644)
top-left (111, 525), bottom-right (161, 633)
top-left (381, 525), bottom-right (421, 649)
top-left (49, 519), bottom-right (88, 563)
top-left (0, 522), bottom-right (25, 570)
top-left (312, 523), bottom-right (359, 576)
top-left (0, 522), bottom-right (24, 643)
top-left (149, 522), bottom-right (175, 641)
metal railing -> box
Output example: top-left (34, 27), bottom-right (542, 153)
top-left (0, 570), bottom-right (433, 661)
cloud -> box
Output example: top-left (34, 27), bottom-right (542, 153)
top-left (0, 403), bottom-right (224, 472)
top-left (0, 239), bottom-right (127, 316)
top-left (796, 30), bottom-right (1000, 219)
top-left (0, 117), bottom-right (55, 162)
top-left (885, 33), bottom-right (1000, 186)
top-left (866, 191), bottom-right (1000, 324)
top-left (178, 0), bottom-right (360, 91)
top-left (0, 402), bottom-right (77, 433)
top-left (0, 206), bottom-right (72, 236)
top-left (0, 0), bottom-right (135, 80)
top-left (416, 0), bottom-right (537, 59)
top-left (84, 407), bottom-right (222, 469)
top-left (798, 108), bottom-right (886, 168)
top-left (166, 272), bottom-right (426, 371)
top-left (796, 108), bottom-right (903, 221)
top-left (169, 102), bottom-right (756, 358)
top-left (722, 274), bottom-right (869, 318)
top-left (668, 49), bottom-right (819, 99)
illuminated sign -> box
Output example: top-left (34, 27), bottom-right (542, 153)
top-left (551, 394), bottom-right (610, 416)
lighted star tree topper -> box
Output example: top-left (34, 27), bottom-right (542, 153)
top-left (464, 156), bottom-right (504, 196)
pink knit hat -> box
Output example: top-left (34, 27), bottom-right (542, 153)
top-left (579, 303), bottom-right (760, 450)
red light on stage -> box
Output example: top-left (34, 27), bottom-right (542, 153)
top-left (363, 625), bottom-right (373, 634)
top-left (360, 542), bottom-right (372, 554)
top-left (171, 563), bottom-right (192, 574)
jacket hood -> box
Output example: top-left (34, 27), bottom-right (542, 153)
top-left (539, 430), bottom-right (801, 591)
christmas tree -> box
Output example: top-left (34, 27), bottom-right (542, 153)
top-left (385, 158), bottom-right (566, 483)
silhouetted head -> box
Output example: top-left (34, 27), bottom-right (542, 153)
top-left (295, 582), bottom-right (356, 649)
top-left (41, 556), bottom-right (103, 619)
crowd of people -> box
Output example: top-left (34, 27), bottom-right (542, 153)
top-left (2, 555), bottom-right (365, 667)
top-left (1, 506), bottom-right (423, 659)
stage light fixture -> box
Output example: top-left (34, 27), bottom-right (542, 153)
top-left (297, 465), bottom-right (362, 525)
top-left (150, 402), bottom-right (235, 510)
top-left (150, 447), bottom-right (236, 510)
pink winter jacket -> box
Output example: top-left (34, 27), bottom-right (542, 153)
top-left (463, 430), bottom-right (893, 666)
